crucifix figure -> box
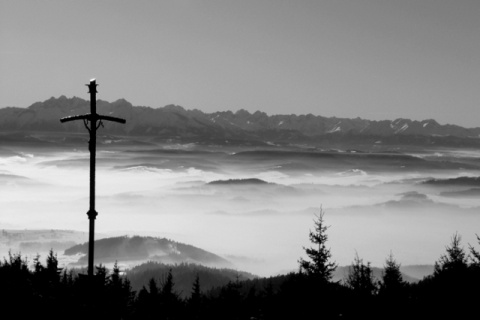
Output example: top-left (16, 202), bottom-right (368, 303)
top-left (60, 79), bottom-right (126, 277)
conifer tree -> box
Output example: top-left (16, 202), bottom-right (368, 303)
top-left (45, 249), bottom-right (61, 283)
top-left (469, 234), bottom-right (480, 267)
top-left (106, 261), bottom-right (135, 318)
top-left (298, 208), bottom-right (337, 281)
top-left (161, 269), bottom-right (175, 298)
top-left (379, 252), bottom-right (405, 296)
top-left (187, 273), bottom-right (202, 318)
top-left (190, 273), bottom-right (201, 303)
top-left (434, 233), bottom-right (468, 276)
top-left (346, 253), bottom-right (377, 296)
top-left (160, 269), bottom-right (181, 320)
top-left (148, 277), bottom-right (159, 297)
top-left (33, 254), bottom-right (43, 274)
top-left (426, 233), bottom-right (475, 318)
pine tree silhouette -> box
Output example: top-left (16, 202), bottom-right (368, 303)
top-left (346, 253), bottom-right (377, 296)
top-left (298, 208), bottom-right (337, 282)
top-left (434, 233), bottom-right (468, 276)
top-left (380, 252), bottom-right (405, 296)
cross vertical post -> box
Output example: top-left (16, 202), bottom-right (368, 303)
top-left (87, 80), bottom-right (98, 278)
top-left (60, 79), bottom-right (126, 278)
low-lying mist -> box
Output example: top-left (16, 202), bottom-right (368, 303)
top-left (1, 141), bottom-right (480, 277)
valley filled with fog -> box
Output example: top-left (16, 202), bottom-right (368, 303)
top-left (1, 135), bottom-right (480, 277)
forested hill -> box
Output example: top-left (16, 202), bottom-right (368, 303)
top-left (64, 236), bottom-right (231, 267)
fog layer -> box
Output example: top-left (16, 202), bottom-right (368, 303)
top-left (1, 142), bottom-right (480, 276)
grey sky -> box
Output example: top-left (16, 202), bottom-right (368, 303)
top-left (1, 0), bottom-right (479, 127)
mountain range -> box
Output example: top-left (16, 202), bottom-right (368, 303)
top-left (2, 96), bottom-right (480, 147)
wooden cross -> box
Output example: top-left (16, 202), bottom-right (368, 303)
top-left (60, 79), bottom-right (126, 277)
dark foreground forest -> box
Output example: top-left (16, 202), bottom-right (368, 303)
top-left (1, 214), bottom-right (479, 319)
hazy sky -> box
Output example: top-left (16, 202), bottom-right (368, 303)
top-left (1, 0), bottom-right (479, 127)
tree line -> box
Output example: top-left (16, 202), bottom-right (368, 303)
top-left (1, 211), bottom-right (479, 319)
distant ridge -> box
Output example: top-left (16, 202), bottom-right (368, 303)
top-left (208, 178), bottom-right (270, 185)
top-left (423, 176), bottom-right (480, 186)
top-left (2, 96), bottom-right (480, 147)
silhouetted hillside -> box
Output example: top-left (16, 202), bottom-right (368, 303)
top-left (126, 261), bottom-right (256, 298)
top-left (64, 236), bottom-right (231, 267)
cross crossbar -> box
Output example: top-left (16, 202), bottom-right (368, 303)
top-left (60, 114), bottom-right (126, 124)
